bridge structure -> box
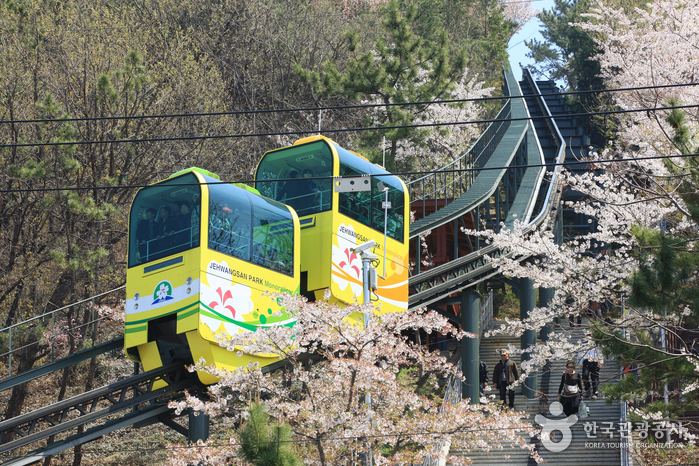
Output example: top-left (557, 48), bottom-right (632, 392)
top-left (0, 69), bottom-right (626, 465)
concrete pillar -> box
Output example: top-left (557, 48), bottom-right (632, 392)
top-left (461, 292), bottom-right (481, 404)
top-left (539, 287), bottom-right (555, 342)
top-left (520, 277), bottom-right (537, 399)
top-left (188, 411), bottom-right (210, 443)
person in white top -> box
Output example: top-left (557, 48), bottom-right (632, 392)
top-left (579, 344), bottom-right (603, 399)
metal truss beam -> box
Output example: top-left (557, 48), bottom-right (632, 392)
top-left (0, 338), bottom-right (124, 393)
top-left (0, 363), bottom-right (197, 455)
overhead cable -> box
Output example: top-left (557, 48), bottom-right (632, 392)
top-left (2, 152), bottom-right (697, 194)
top-left (1, 81), bottom-right (696, 126)
top-left (2, 102), bottom-right (698, 150)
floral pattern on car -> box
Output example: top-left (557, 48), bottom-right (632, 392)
top-left (201, 260), bottom-right (255, 335)
top-left (331, 224), bottom-right (364, 298)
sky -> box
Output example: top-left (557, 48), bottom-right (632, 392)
top-left (507, 0), bottom-right (556, 81)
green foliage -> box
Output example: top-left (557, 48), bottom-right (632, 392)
top-left (662, 103), bottom-right (699, 221)
top-left (8, 160), bottom-right (48, 178)
top-left (666, 99), bottom-right (692, 152)
top-left (596, 106), bottom-right (699, 415)
top-left (634, 106), bottom-right (699, 326)
top-left (238, 403), bottom-right (302, 466)
top-left (296, 0), bottom-right (468, 171)
top-left (96, 74), bottom-right (119, 108)
top-left (594, 326), bottom-right (699, 417)
top-left (493, 288), bottom-right (520, 320)
top-left (525, 0), bottom-right (599, 90)
top-left (407, 0), bottom-right (515, 78)
top-left (525, 0), bottom-right (618, 147)
top-left (629, 233), bottom-right (698, 312)
top-left (396, 366), bottom-right (442, 399)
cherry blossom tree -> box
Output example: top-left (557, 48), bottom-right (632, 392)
top-left (167, 293), bottom-right (537, 465)
top-left (502, 0), bottom-right (538, 32)
top-left (463, 0), bottom-right (699, 419)
top-left (387, 70), bottom-right (494, 173)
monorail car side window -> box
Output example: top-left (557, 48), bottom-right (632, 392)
top-left (250, 195), bottom-right (295, 276)
top-left (256, 141), bottom-right (333, 217)
top-left (207, 181), bottom-right (295, 276)
top-left (128, 173), bottom-right (201, 267)
top-left (208, 183), bottom-right (252, 262)
top-left (339, 161), bottom-right (371, 225)
top-left (371, 176), bottom-right (405, 243)
top-left (334, 143), bottom-right (405, 243)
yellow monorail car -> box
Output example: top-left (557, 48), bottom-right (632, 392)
top-left (255, 136), bottom-right (409, 313)
top-left (125, 168), bottom-right (300, 384)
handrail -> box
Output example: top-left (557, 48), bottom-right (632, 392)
top-left (513, 76), bottom-right (547, 224)
top-left (479, 290), bottom-right (494, 338)
top-left (1, 286), bottom-right (125, 333)
top-left (0, 338), bottom-right (124, 393)
top-left (523, 69), bottom-right (566, 227)
top-left (407, 99), bottom-right (512, 222)
top-left (0, 362), bottom-right (193, 457)
top-left (620, 359), bottom-right (632, 466)
top-left (1, 286), bottom-right (125, 379)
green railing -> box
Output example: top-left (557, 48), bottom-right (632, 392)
top-left (0, 286), bottom-right (125, 379)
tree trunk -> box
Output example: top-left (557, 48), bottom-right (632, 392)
top-left (315, 437), bottom-right (327, 466)
top-left (43, 310), bottom-right (77, 466)
top-left (72, 355), bottom-right (98, 466)
top-left (2, 353), bottom-right (38, 443)
top-left (72, 305), bottom-right (99, 466)
top-left (42, 364), bottom-right (74, 466)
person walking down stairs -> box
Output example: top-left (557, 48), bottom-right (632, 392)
top-left (558, 361), bottom-right (584, 416)
top-left (579, 344), bottom-right (603, 399)
top-left (493, 349), bottom-right (519, 409)
top-left (479, 359), bottom-right (489, 398)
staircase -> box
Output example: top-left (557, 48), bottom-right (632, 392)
top-left (520, 77), bottom-right (597, 244)
top-left (454, 320), bottom-right (624, 465)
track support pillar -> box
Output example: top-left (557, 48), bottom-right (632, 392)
top-left (520, 277), bottom-right (537, 399)
top-left (188, 411), bottom-right (210, 443)
top-left (461, 292), bottom-right (480, 404)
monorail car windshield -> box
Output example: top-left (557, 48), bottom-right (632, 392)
top-left (129, 172), bottom-right (202, 267)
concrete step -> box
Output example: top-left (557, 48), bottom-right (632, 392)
top-left (560, 126), bottom-right (584, 137)
top-left (464, 319), bottom-right (622, 465)
top-left (458, 415), bottom-right (624, 466)
top-left (553, 118), bottom-right (580, 129)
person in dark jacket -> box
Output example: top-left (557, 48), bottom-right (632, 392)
top-left (154, 206), bottom-right (177, 258)
top-left (174, 201), bottom-right (193, 246)
top-left (493, 350), bottom-right (519, 409)
top-left (558, 361), bottom-right (584, 416)
top-left (479, 360), bottom-right (489, 397)
top-left (136, 208), bottom-right (158, 260)
top-left (279, 169), bottom-right (318, 214)
top-left (580, 346), bottom-right (603, 399)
